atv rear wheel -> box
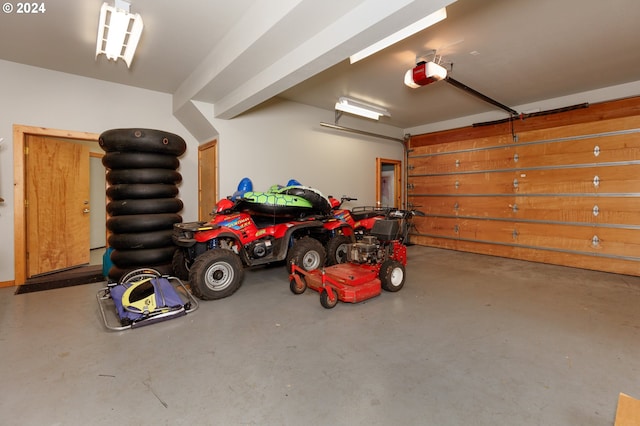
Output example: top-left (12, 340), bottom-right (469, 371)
top-left (286, 237), bottom-right (326, 271)
top-left (189, 249), bottom-right (244, 300)
top-left (380, 260), bottom-right (405, 292)
top-left (326, 235), bottom-right (352, 265)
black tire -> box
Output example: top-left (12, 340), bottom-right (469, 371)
top-left (102, 152), bottom-right (180, 170)
top-left (110, 246), bottom-right (177, 268)
top-left (289, 275), bottom-right (307, 294)
top-left (107, 198), bottom-right (184, 216)
top-left (106, 213), bottom-right (182, 233)
top-left (379, 260), bottom-right (405, 292)
top-left (106, 169), bottom-right (182, 185)
top-left (189, 249), bottom-right (244, 300)
top-left (99, 128), bottom-right (187, 156)
top-left (286, 237), bottom-right (326, 271)
top-left (326, 235), bottom-right (353, 265)
top-left (172, 249), bottom-right (191, 281)
top-left (320, 288), bottom-right (338, 309)
top-left (107, 184), bottom-right (179, 200)
top-left (107, 229), bottom-right (174, 250)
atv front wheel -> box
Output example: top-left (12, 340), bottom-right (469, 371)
top-left (189, 250), bottom-right (244, 300)
top-left (287, 237), bottom-right (326, 271)
top-left (380, 260), bottom-right (405, 292)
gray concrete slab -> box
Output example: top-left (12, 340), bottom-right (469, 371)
top-left (1, 246), bottom-right (639, 425)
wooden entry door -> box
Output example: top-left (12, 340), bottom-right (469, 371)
top-left (26, 135), bottom-right (91, 277)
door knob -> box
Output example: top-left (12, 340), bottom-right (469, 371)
top-left (83, 208), bottom-right (90, 214)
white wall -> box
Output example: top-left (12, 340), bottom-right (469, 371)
top-left (0, 60), bottom-right (405, 283)
top-left (207, 98), bottom-right (405, 203)
top-left (0, 59), bottom-right (199, 283)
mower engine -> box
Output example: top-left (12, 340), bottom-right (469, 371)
top-left (347, 235), bottom-right (384, 265)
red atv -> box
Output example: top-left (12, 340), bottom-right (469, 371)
top-left (172, 199), bottom-right (329, 300)
top-left (289, 209), bottom-right (423, 309)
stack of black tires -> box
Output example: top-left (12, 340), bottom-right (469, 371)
top-left (100, 128), bottom-right (187, 282)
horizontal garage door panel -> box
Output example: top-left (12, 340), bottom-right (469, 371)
top-left (409, 164), bottom-right (640, 195)
top-left (415, 196), bottom-right (640, 226)
top-left (411, 235), bottom-right (640, 277)
top-left (408, 102), bottom-right (640, 276)
top-left (413, 216), bottom-right (640, 258)
top-left (410, 134), bottom-right (512, 156)
top-left (517, 115), bottom-right (640, 142)
top-left (409, 132), bottom-right (640, 175)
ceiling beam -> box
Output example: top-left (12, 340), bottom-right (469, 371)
top-left (173, 0), bottom-right (455, 125)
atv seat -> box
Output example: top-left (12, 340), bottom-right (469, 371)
top-left (350, 206), bottom-right (391, 221)
top-left (370, 219), bottom-right (400, 242)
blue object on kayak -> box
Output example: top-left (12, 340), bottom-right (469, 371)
top-left (231, 177), bottom-right (253, 200)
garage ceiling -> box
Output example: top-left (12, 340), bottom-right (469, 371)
top-left (1, 0), bottom-right (639, 129)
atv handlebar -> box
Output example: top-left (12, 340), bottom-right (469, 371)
top-left (387, 208), bottom-right (425, 219)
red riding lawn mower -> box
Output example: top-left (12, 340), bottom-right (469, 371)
top-left (322, 196), bottom-right (394, 265)
top-left (289, 209), bottom-right (423, 309)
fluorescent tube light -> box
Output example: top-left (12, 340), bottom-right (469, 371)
top-left (350, 7), bottom-right (447, 64)
top-left (335, 97), bottom-right (390, 120)
top-left (96, 0), bottom-right (144, 68)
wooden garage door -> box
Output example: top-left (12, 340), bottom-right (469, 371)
top-left (407, 102), bottom-right (640, 276)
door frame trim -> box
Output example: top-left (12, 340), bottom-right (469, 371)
top-left (375, 157), bottom-right (402, 208)
top-left (13, 124), bottom-right (99, 285)
top-left (197, 138), bottom-right (218, 221)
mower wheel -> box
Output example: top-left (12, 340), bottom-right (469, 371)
top-left (380, 260), bottom-right (405, 292)
top-left (289, 275), bottom-right (307, 294)
top-left (320, 288), bottom-right (338, 309)
top-left (189, 249), bottom-right (244, 300)
top-left (326, 235), bottom-right (353, 265)
top-left (286, 237), bottom-right (326, 271)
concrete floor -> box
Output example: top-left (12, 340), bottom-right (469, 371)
top-left (1, 246), bottom-right (639, 425)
